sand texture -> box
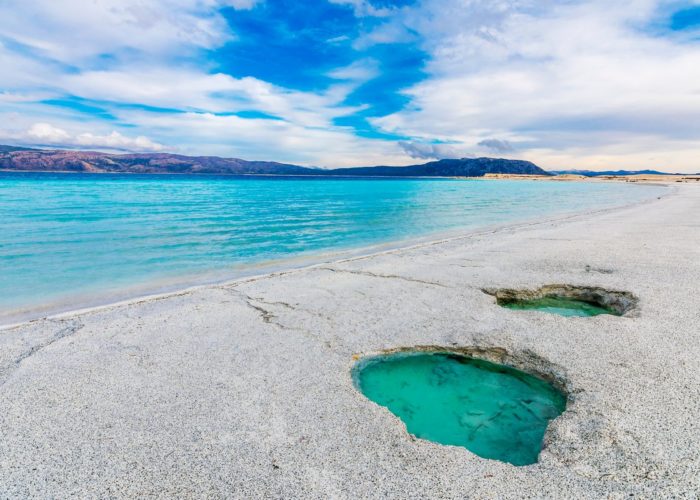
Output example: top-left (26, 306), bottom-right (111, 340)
top-left (1, 185), bottom-right (698, 498)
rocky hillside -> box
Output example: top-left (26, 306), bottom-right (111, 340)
top-left (0, 147), bottom-right (314, 175)
top-left (0, 146), bottom-right (549, 177)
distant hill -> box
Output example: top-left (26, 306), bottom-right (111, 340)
top-left (551, 169), bottom-right (680, 177)
top-left (0, 145), bottom-right (549, 177)
top-left (320, 157), bottom-right (548, 177)
top-left (0, 147), bottom-right (314, 176)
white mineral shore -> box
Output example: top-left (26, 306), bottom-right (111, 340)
top-left (1, 185), bottom-right (699, 498)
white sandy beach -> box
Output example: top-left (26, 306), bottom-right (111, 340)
top-left (1, 184), bottom-right (699, 498)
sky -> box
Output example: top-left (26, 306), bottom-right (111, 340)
top-left (0, 0), bottom-right (699, 172)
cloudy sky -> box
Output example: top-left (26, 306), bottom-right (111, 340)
top-left (1, 0), bottom-right (699, 171)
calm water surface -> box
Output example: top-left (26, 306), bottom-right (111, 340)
top-left (0, 173), bottom-right (665, 319)
top-left (353, 352), bottom-right (566, 466)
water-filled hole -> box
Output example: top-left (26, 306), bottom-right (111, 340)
top-left (500, 296), bottom-right (615, 317)
top-left (486, 285), bottom-right (637, 317)
top-left (352, 350), bottom-right (567, 466)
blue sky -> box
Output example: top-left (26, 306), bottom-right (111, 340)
top-left (0, 0), bottom-right (699, 171)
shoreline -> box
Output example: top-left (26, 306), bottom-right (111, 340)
top-left (481, 172), bottom-right (700, 183)
top-left (0, 182), bottom-right (674, 329)
top-left (0, 184), bottom-right (698, 496)
top-left (3, 168), bottom-right (700, 183)
top-left (0, 169), bottom-right (455, 179)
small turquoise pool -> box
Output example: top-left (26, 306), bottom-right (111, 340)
top-left (500, 296), bottom-right (618, 317)
top-left (353, 351), bottom-right (567, 466)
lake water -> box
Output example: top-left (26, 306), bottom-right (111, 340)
top-left (0, 172), bottom-right (665, 321)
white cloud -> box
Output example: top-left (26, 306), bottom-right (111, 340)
top-left (328, 58), bottom-right (380, 82)
top-left (369, 0), bottom-right (700, 171)
top-left (5, 122), bottom-right (166, 152)
top-left (0, 91), bottom-right (56, 103)
top-left (60, 68), bottom-right (366, 128)
top-left (73, 131), bottom-right (166, 152)
top-left (26, 123), bottom-right (71, 143)
top-left (118, 111), bottom-right (409, 167)
top-left (0, 0), bottom-right (257, 63)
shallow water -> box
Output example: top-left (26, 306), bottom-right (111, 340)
top-left (0, 172), bottom-right (665, 316)
top-left (501, 297), bottom-right (617, 317)
top-left (353, 352), bottom-right (567, 466)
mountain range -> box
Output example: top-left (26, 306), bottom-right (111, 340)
top-left (2, 145), bottom-right (690, 177)
top-left (0, 145), bottom-right (548, 177)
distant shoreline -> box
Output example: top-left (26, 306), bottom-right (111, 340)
top-left (2, 169), bottom-right (699, 183)
top-left (481, 172), bottom-right (700, 184)
top-left (0, 169), bottom-right (455, 179)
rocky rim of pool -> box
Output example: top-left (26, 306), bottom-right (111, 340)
top-left (484, 284), bottom-right (639, 317)
top-left (352, 346), bottom-right (569, 467)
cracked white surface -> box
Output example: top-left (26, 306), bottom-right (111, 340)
top-left (0, 185), bottom-right (698, 498)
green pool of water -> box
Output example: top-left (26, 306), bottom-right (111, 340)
top-left (353, 352), bottom-right (567, 466)
top-left (501, 296), bottom-right (617, 317)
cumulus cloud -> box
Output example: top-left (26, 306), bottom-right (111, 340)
top-left (398, 141), bottom-right (465, 160)
top-left (10, 123), bottom-right (166, 152)
top-left (26, 123), bottom-right (71, 143)
top-left (73, 131), bottom-right (166, 152)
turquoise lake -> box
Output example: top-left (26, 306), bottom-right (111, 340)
top-left (0, 173), bottom-right (665, 320)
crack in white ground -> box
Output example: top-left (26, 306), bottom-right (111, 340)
top-left (224, 288), bottom-right (341, 351)
top-left (252, 296), bottom-right (335, 323)
top-left (318, 266), bottom-right (448, 288)
top-left (1, 318), bottom-right (84, 386)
